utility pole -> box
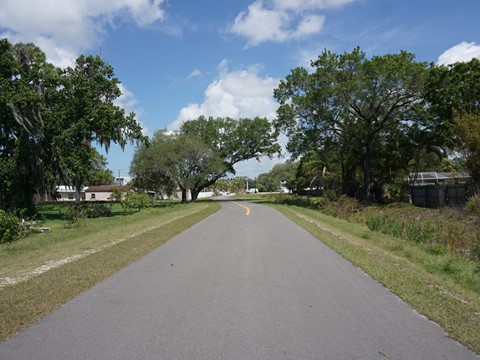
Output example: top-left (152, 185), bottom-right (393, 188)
top-left (117, 169), bottom-right (124, 186)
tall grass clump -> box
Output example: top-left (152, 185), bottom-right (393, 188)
top-left (275, 194), bottom-right (480, 259)
top-left (273, 195), bottom-right (326, 210)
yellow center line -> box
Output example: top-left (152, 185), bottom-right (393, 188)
top-left (232, 202), bottom-right (251, 216)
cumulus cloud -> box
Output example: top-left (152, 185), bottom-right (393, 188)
top-left (438, 41), bottom-right (480, 65)
top-left (0, 0), bottom-right (166, 68)
top-left (115, 83), bottom-right (149, 136)
top-left (169, 60), bottom-right (280, 130)
top-left (230, 3), bottom-right (290, 46)
top-left (168, 60), bottom-right (283, 177)
top-left (230, 0), bottom-right (353, 46)
top-left (115, 83), bottom-right (139, 111)
top-left (0, 0), bottom-right (165, 139)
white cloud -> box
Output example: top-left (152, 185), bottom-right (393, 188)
top-left (169, 60), bottom-right (280, 130)
top-left (438, 41), bottom-right (480, 65)
top-left (273, 0), bottom-right (354, 11)
top-left (187, 69), bottom-right (202, 79)
top-left (230, 2), bottom-right (290, 47)
top-left (169, 60), bottom-right (283, 178)
top-left (0, 0), bottom-right (162, 139)
top-left (293, 14), bottom-right (325, 38)
top-left (115, 83), bottom-right (149, 136)
top-left (230, 0), bottom-right (354, 46)
top-left (115, 83), bottom-right (139, 111)
top-left (0, 0), bottom-right (166, 68)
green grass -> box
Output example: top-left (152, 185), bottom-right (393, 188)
top-left (269, 204), bottom-right (480, 354)
top-left (1, 202), bottom-right (199, 284)
top-left (0, 201), bottom-right (220, 340)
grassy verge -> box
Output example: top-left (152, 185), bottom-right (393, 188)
top-left (0, 201), bottom-right (220, 340)
top-left (270, 204), bottom-right (480, 354)
top-left (1, 202), bottom-right (203, 286)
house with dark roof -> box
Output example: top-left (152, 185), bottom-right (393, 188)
top-left (408, 172), bottom-right (472, 207)
top-left (84, 185), bottom-right (131, 201)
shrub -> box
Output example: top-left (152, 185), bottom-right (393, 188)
top-left (84, 203), bottom-right (112, 218)
top-left (63, 204), bottom-right (87, 227)
top-left (121, 192), bottom-right (153, 213)
top-left (404, 222), bottom-right (436, 244)
top-left (274, 195), bottom-right (316, 209)
top-left (63, 202), bottom-right (113, 226)
top-left (110, 188), bottom-right (125, 203)
top-left (441, 222), bottom-right (469, 254)
top-left (430, 245), bottom-right (448, 255)
top-left (333, 195), bottom-right (362, 219)
top-left (383, 183), bottom-right (410, 203)
top-left (366, 213), bottom-right (385, 232)
top-left (0, 210), bottom-right (24, 243)
top-left (323, 189), bottom-right (338, 202)
top-left (367, 215), bottom-right (402, 238)
top-left (466, 194), bottom-right (480, 215)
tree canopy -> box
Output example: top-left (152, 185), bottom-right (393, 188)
top-left (274, 48), bottom-right (433, 201)
top-left (424, 58), bottom-right (480, 187)
top-left (0, 38), bottom-right (144, 211)
top-left (130, 116), bottom-right (279, 202)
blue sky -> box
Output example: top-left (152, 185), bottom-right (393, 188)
top-left (1, 0), bottom-right (480, 179)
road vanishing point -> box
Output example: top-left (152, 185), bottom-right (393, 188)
top-left (0, 200), bottom-right (478, 359)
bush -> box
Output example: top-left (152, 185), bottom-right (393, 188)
top-left (383, 183), bottom-right (410, 203)
top-left (273, 195), bottom-right (316, 209)
top-left (121, 192), bottom-right (153, 213)
top-left (430, 245), bottom-right (448, 255)
top-left (382, 218), bottom-right (403, 238)
top-left (323, 189), bottom-right (338, 202)
top-left (0, 210), bottom-right (24, 243)
top-left (83, 203), bottom-right (112, 218)
top-left (366, 213), bottom-right (386, 232)
top-left (466, 194), bottom-right (480, 215)
top-left (333, 195), bottom-right (362, 219)
top-left (63, 202), bottom-right (113, 227)
top-left (63, 204), bottom-right (87, 227)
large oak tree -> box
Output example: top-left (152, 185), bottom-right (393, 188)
top-left (0, 39), bottom-right (144, 210)
top-left (130, 116), bottom-right (280, 202)
top-left (274, 48), bottom-right (429, 201)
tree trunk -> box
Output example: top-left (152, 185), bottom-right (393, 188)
top-left (191, 188), bottom-right (200, 202)
top-left (341, 164), bottom-right (357, 197)
top-left (181, 189), bottom-right (188, 203)
top-left (75, 183), bottom-right (82, 204)
top-left (362, 136), bottom-right (374, 203)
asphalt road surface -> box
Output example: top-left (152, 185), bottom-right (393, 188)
top-left (0, 201), bottom-right (478, 359)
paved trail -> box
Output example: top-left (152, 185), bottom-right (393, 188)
top-left (0, 201), bottom-right (477, 359)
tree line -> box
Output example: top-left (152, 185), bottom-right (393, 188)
top-left (131, 48), bottom-right (479, 203)
top-left (271, 48), bottom-right (480, 201)
top-left (2, 39), bottom-right (479, 211)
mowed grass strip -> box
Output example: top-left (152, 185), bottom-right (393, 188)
top-left (1, 203), bottom-right (205, 286)
top-left (0, 202), bottom-right (220, 340)
top-left (272, 204), bottom-right (480, 355)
